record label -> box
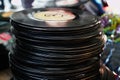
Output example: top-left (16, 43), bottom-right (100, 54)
top-left (33, 10), bottom-right (76, 21)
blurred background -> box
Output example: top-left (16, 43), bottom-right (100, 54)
top-left (0, 0), bottom-right (120, 80)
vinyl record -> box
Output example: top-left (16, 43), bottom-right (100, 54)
top-left (10, 56), bottom-right (100, 75)
top-left (11, 65), bottom-right (118, 80)
top-left (10, 56), bottom-right (100, 80)
top-left (10, 50), bottom-right (100, 67)
top-left (12, 38), bottom-right (104, 55)
top-left (14, 37), bottom-right (104, 51)
top-left (10, 8), bottom-right (99, 29)
top-left (11, 17), bottom-right (100, 31)
top-left (11, 22), bottom-right (101, 39)
top-left (11, 64), bottom-right (119, 80)
top-left (12, 27), bottom-right (102, 42)
top-left (11, 48), bottom-right (101, 67)
top-left (13, 43), bottom-right (102, 60)
top-left (11, 65), bottom-right (117, 80)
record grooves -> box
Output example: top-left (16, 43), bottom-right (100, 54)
top-left (10, 8), bottom-right (104, 80)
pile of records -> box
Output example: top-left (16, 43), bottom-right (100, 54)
top-left (10, 8), bottom-right (104, 80)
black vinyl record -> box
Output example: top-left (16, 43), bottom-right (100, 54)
top-left (10, 8), bottom-right (99, 29)
top-left (10, 55), bottom-right (100, 79)
top-left (11, 65), bottom-right (117, 80)
top-left (13, 43), bottom-right (102, 60)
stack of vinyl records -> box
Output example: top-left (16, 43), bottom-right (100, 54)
top-left (10, 8), bottom-right (104, 80)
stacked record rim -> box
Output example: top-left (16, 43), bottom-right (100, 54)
top-left (10, 8), bottom-right (104, 80)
